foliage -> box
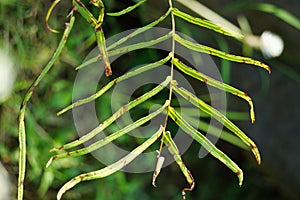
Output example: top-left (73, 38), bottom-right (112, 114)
top-left (16, 0), bottom-right (270, 199)
top-left (0, 0), bottom-right (299, 200)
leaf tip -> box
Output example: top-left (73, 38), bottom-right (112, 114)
top-left (250, 143), bottom-right (261, 165)
top-left (152, 156), bottom-right (165, 188)
top-left (46, 157), bottom-right (54, 168)
top-left (56, 110), bottom-right (63, 116)
top-left (237, 169), bottom-right (243, 187)
top-left (267, 66), bottom-right (271, 74)
top-left (57, 178), bottom-right (79, 200)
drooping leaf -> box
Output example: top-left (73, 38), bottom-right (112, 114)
top-left (57, 126), bottom-right (164, 200)
top-left (174, 34), bottom-right (271, 73)
top-left (168, 106), bottom-right (243, 186)
top-left (47, 100), bottom-right (169, 167)
top-left (163, 131), bottom-right (195, 198)
top-left (171, 58), bottom-right (256, 123)
top-left (172, 82), bottom-right (261, 164)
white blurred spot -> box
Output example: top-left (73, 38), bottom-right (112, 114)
top-left (0, 50), bottom-right (15, 102)
top-left (0, 162), bottom-right (11, 200)
top-left (260, 31), bottom-right (284, 58)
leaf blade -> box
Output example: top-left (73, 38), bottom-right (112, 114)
top-left (57, 126), bottom-right (164, 200)
top-left (172, 8), bottom-right (238, 38)
top-left (107, 0), bottom-right (147, 17)
top-left (76, 32), bottom-right (172, 70)
top-left (168, 107), bottom-right (243, 186)
top-left (172, 83), bottom-right (260, 164)
top-left (174, 34), bottom-right (271, 73)
top-left (172, 57), bottom-right (256, 123)
top-left (47, 100), bottom-right (169, 167)
top-left (163, 131), bottom-right (195, 197)
top-left (52, 76), bottom-right (171, 151)
top-left (58, 56), bottom-right (171, 115)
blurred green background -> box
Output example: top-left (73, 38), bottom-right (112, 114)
top-left (0, 0), bottom-right (299, 199)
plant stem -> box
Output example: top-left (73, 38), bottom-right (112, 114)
top-left (17, 16), bottom-right (75, 200)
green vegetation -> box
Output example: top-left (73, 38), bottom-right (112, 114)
top-left (1, 0), bottom-right (299, 200)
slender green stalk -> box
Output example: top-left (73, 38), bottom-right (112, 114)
top-left (17, 16), bottom-right (75, 200)
top-left (45, 0), bottom-right (61, 33)
top-left (156, 0), bottom-right (176, 180)
top-left (168, 106), bottom-right (243, 186)
top-left (107, 0), bottom-right (147, 16)
top-left (57, 126), bottom-right (164, 200)
top-left (52, 76), bottom-right (171, 151)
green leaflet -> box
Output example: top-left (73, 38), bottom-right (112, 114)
top-left (47, 100), bottom-right (169, 167)
top-left (163, 131), bottom-right (194, 197)
top-left (17, 16), bottom-right (75, 200)
top-left (174, 34), bottom-right (271, 73)
top-left (172, 8), bottom-right (237, 38)
top-left (171, 57), bottom-right (256, 123)
top-left (58, 55), bottom-right (171, 115)
top-left (51, 76), bottom-right (171, 151)
top-left (107, 0), bottom-right (147, 16)
top-left (76, 32), bottom-right (172, 70)
top-left (73, 0), bottom-right (98, 27)
top-left (168, 106), bottom-right (243, 186)
top-left (56, 126), bottom-right (164, 200)
top-left (107, 8), bottom-right (172, 51)
top-left (172, 83), bottom-right (261, 164)
top-left (174, 0), bottom-right (244, 40)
